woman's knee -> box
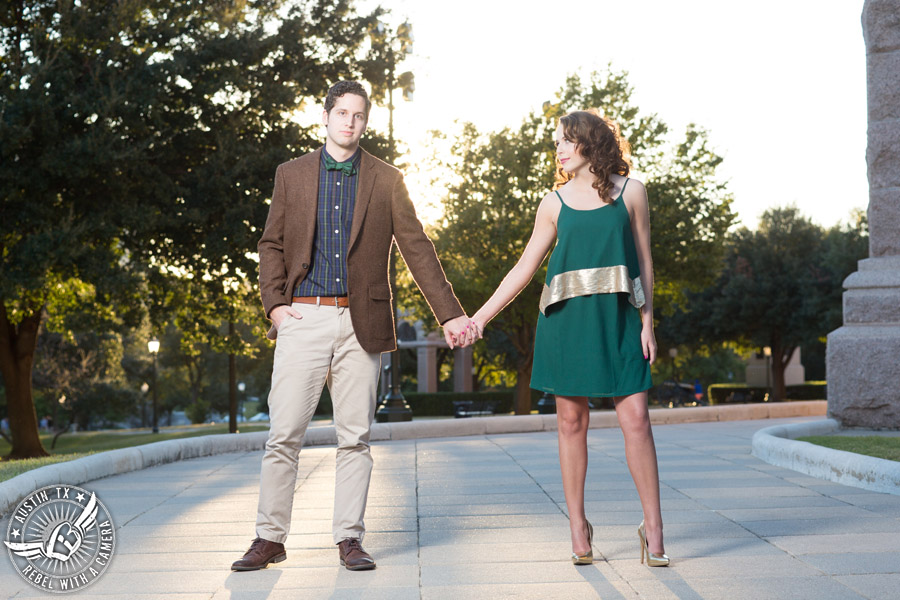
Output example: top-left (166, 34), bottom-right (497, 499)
top-left (617, 401), bottom-right (651, 436)
top-left (621, 413), bottom-right (651, 438)
top-left (557, 400), bottom-right (589, 436)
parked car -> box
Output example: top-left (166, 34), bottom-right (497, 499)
top-left (656, 380), bottom-right (705, 408)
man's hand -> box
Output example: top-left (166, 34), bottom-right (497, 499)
top-left (271, 304), bottom-right (302, 330)
top-left (442, 314), bottom-right (481, 349)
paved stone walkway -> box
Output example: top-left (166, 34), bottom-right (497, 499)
top-left (2, 416), bottom-right (899, 599)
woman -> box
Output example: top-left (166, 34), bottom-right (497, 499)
top-left (472, 110), bottom-right (668, 566)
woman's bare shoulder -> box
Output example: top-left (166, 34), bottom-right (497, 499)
top-left (623, 176), bottom-right (646, 193)
top-left (537, 189), bottom-right (563, 224)
top-left (622, 177), bottom-right (647, 206)
top-left (539, 188), bottom-right (562, 207)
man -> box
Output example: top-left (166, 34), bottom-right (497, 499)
top-left (232, 81), bottom-right (476, 572)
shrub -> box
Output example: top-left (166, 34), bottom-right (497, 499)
top-left (708, 382), bottom-right (826, 404)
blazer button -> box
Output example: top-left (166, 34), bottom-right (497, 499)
top-left (302, 263), bottom-right (309, 269)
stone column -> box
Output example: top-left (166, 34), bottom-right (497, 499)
top-left (417, 345), bottom-right (437, 393)
top-left (453, 346), bottom-right (473, 393)
top-left (827, 0), bottom-right (900, 428)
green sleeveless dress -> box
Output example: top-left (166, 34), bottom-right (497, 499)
top-left (530, 181), bottom-right (652, 397)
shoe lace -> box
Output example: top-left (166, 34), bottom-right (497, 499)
top-left (344, 538), bottom-right (362, 551)
top-left (249, 537), bottom-right (267, 553)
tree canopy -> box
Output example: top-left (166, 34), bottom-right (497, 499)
top-left (666, 207), bottom-right (868, 401)
top-left (1, 0), bottom-right (397, 457)
top-left (402, 69), bottom-right (736, 413)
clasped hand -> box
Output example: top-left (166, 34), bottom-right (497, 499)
top-left (442, 315), bottom-right (483, 349)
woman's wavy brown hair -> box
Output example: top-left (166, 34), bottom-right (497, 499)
top-left (553, 109), bottom-right (632, 204)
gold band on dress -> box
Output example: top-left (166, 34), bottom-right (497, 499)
top-left (539, 265), bottom-right (645, 314)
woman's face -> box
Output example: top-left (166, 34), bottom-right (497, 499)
top-left (554, 124), bottom-right (586, 174)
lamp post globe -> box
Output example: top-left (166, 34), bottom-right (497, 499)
top-left (148, 338), bottom-right (160, 434)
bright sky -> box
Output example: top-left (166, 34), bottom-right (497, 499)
top-left (357, 0), bottom-right (868, 230)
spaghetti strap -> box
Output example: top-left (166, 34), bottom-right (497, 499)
top-left (619, 178), bottom-right (629, 198)
top-left (555, 190), bottom-right (564, 203)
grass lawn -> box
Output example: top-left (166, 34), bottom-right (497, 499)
top-left (0, 422), bottom-right (272, 483)
top-left (798, 435), bottom-right (900, 462)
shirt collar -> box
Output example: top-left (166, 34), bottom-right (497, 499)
top-left (321, 146), bottom-right (362, 169)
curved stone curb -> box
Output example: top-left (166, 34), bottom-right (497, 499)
top-left (751, 418), bottom-right (900, 495)
top-left (1, 400), bottom-right (826, 516)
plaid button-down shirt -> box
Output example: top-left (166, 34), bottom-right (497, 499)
top-left (294, 148), bottom-right (361, 297)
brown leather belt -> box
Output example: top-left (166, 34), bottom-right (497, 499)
top-left (292, 295), bottom-right (349, 307)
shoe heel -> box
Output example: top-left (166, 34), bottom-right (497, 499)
top-left (638, 522), bottom-right (646, 564)
top-left (638, 519), bottom-right (669, 567)
top-left (571, 519), bottom-right (594, 565)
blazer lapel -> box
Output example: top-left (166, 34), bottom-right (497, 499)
top-left (348, 149), bottom-right (377, 251)
top-left (292, 148), bottom-right (321, 246)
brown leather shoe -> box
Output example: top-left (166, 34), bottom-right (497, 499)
top-left (337, 538), bottom-right (376, 571)
top-left (231, 537), bottom-right (286, 571)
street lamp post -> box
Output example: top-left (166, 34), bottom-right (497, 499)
top-left (238, 381), bottom-right (246, 424)
top-left (374, 20), bottom-right (415, 424)
top-left (140, 382), bottom-right (149, 428)
top-left (148, 338), bottom-right (160, 434)
top-left (668, 347), bottom-right (678, 380)
top-left (763, 346), bottom-right (772, 401)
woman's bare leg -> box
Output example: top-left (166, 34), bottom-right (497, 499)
top-left (556, 395), bottom-right (591, 554)
top-left (614, 391), bottom-right (665, 554)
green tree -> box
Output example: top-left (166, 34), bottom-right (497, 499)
top-left (135, 5), bottom-right (411, 433)
top-left (681, 207), bottom-right (867, 401)
top-left (1, 0), bottom-right (394, 457)
top-left (405, 69), bottom-right (735, 414)
top-left (32, 327), bottom-right (136, 434)
top-left (821, 209), bottom-right (869, 332)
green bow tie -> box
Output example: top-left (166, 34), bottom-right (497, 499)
top-left (323, 154), bottom-right (357, 176)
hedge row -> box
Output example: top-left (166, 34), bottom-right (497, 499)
top-left (707, 382), bottom-right (826, 404)
top-left (402, 391), bottom-right (516, 416)
top-left (311, 383), bottom-right (827, 417)
top-left (313, 389), bottom-right (522, 417)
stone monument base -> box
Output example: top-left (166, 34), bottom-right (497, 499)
top-left (828, 256), bottom-right (900, 428)
top-left (827, 1), bottom-right (900, 429)
top-left (827, 324), bottom-right (900, 428)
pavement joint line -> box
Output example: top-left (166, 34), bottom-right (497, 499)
top-left (2, 414), bottom-right (897, 600)
top-left (0, 401), bottom-right (828, 516)
top-left (751, 418), bottom-right (900, 496)
top-left (414, 438), bottom-right (423, 596)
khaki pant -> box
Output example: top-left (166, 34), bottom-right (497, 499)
top-left (256, 302), bottom-right (382, 544)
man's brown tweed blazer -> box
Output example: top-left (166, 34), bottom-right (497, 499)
top-left (258, 147), bottom-right (464, 353)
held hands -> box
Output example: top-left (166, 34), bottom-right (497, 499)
top-left (442, 314), bottom-right (483, 349)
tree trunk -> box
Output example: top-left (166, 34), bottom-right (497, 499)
top-left (514, 353), bottom-right (534, 415)
top-left (0, 303), bottom-right (49, 458)
top-left (229, 322), bottom-right (238, 433)
top-left (769, 337), bottom-right (792, 403)
top-left (773, 344), bottom-right (794, 403)
top-left (186, 354), bottom-right (202, 405)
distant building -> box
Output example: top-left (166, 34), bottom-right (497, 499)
top-left (746, 348), bottom-right (805, 387)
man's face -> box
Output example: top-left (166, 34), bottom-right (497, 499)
top-left (323, 94), bottom-right (368, 150)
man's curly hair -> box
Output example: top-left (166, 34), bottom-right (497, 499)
top-left (324, 81), bottom-right (371, 117)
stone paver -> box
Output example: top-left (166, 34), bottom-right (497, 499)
top-left (2, 416), bottom-right (900, 599)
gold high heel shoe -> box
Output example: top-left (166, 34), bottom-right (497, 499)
top-left (638, 520), bottom-right (669, 567)
top-left (571, 520), bottom-right (594, 565)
